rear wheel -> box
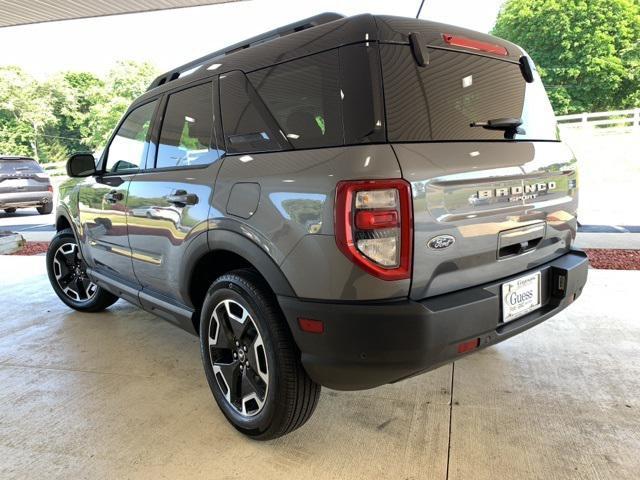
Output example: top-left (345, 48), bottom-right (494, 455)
top-left (3, 208), bottom-right (16, 214)
top-left (46, 228), bottom-right (118, 312)
top-left (200, 269), bottom-right (320, 439)
top-left (37, 203), bottom-right (53, 215)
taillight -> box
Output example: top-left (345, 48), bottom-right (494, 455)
top-left (47, 185), bottom-right (53, 193)
top-left (335, 179), bottom-right (413, 281)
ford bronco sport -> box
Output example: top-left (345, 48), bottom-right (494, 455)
top-left (47, 13), bottom-right (588, 439)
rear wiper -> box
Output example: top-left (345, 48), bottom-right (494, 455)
top-left (470, 117), bottom-right (525, 139)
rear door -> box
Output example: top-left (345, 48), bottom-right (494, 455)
top-left (78, 99), bottom-right (158, 284)
top-left (379, 42), bottom-right (578, 300)
top-left (126, 80), bottom-right (224, 306)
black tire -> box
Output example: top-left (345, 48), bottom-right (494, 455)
top-left (46, 228), bottom-right (118, 312)
top-left (200, 269), bottom-right (320, 440)
top-left (4, 208), bottom-right (16, 213)
top-left (37, 203), bottom-right (53, 215)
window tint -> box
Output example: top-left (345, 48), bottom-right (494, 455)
top-left (156, 83), bottom-right (223, 169)
top-left (0, 159), bottom-right (42, 174)
top-left (105, 100), bottom-right (157, 173)
top-left (220, 70), bottom-right (288, 155)
top-left (380, 45), bottom-right (558, 142)
top-left (248, 50), bottom-right (343, 149)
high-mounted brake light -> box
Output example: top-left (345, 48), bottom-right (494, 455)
top-left (335, 179), bottom-right (413, 281)
top-left (442, 33), bottom-right (508, 56)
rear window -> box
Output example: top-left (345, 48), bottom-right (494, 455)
top-left (0, 159), bottom-right (43, 174)
top-left (380, 45), bottom-right (558, 142)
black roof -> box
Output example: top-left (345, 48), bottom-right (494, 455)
top-left (134, 13), bottom-right (523, 106)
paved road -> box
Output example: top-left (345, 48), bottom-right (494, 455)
top-left (0, 258), bottom-right (638, 479)
top-left (0, 208), bottom-right (55, 241)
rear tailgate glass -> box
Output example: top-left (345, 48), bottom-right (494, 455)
top-left (380, 45), bottom-right (558, 142)
top-left (0, 159), bottom-right (43, 175)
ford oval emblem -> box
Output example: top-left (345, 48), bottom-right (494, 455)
top-left (427, 235), bottom-right (456, 250)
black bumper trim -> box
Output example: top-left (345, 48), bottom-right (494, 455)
top-left (278, 250), bottom-right (589, 391)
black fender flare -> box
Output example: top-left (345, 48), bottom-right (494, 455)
top-left (179, 229), bottom-right (296, 305)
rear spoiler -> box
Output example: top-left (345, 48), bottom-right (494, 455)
top-left (147, 12), bottom-right (345, 91)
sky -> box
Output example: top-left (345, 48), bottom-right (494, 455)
top-left (0, 0), bottom-right (505, 79)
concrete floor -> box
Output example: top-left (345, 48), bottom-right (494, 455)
top-left (0, 257), bottom-right (638, 480)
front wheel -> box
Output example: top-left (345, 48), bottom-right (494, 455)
top-left (46, 228), bottom-right (118, 312)
top-left (200, 269), bottom-right (320, 440)
top-left (3, 208), bottom-right (16, 214)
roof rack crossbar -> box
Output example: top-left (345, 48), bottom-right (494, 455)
top-left (147, 12), bottom-right (344, 91)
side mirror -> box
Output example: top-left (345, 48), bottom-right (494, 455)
top-left (66, 153), bottom-right (96, 177)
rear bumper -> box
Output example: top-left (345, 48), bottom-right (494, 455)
top-left (0, 191), bottom-right (53, 208)
top-left (279, 250), bottom-right (589, 390)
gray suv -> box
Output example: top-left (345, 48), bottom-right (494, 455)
top-left (47, 13), bottom-right (589, 439)
top-left (0, 156), bottom-right (53, 214)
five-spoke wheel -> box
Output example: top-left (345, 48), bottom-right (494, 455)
top-left (200, 269), bottom-right (321, 439)
top-left (209, 299), bottom-right (269, 417)
top-left (52, 242), bottom-right (97, 302)
top-left (46, 228), bottom-right (118, 312)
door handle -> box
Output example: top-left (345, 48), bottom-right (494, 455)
top-left (166, 190), bottom-right (198, 206)
top-left (105, 190), bottom-right (124, 203)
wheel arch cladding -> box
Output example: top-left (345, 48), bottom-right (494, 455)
top-left (56, 214), bottom-right (72, 232)
top-left (184, 229), bottom-right (296, 332)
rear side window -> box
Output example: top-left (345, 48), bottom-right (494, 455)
top-left (105, 100), bottom-right (157, 173)
top-left (248, 50), bottom-right (343, 149)
top-left (220, 45), bottom-right (385, 154)
top-left (156, 83), bottom-right (223, 169)
top-left (0, 159), bottom-right (42, 174)
top-left (219, 70), bottom-right (289, 155)
top-left (380, 45), bottom-right (558, 142)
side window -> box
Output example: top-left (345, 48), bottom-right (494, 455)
top-left (156, 83), bottom-right (223, 169)
top-left (220, 71), bottom-right (288, 155)
top-left (248, 50), bottom-right (343, 149)
top-left (105, 100), bottom-right (157, 173)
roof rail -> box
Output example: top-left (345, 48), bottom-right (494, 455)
top-left (147, 12), bottom-right (345, 91)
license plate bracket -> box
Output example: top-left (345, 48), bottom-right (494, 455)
top-left (501, 271), bottom-right (541, 322)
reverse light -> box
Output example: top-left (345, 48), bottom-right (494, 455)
top-left (335, 179), bottom-right (413, 281)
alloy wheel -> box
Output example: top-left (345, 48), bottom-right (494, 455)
top-left (52, 242), bottom-right (97, 302)
top-left (208, 299), bottom-right (269, 417)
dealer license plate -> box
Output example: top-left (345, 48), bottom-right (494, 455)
top-left (501, 271), bottom-right (541, 322)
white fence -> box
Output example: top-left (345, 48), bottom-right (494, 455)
top-left (556, 108), bottom-right (640, 133)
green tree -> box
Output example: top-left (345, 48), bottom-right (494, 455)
top-left (86, 61), bottom-right (158, 151)
top-left (0, 66), bottom-right (56, 160)
top-left (0, 61), bottom-right (158, 162)
top-left (492, 0), bottom-right (640, 114)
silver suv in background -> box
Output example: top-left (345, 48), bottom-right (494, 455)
top-left (47, 13), bottom-right (588, 440)
top-left (0, 156), bottom-right (54, 214)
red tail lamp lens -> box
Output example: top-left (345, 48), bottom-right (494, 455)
top-left (355, 210), bottom-right (399, 230)
top-left (335, 179), bottom-right (413, 281)
top-left (442, 34), bottom-right (508, 56)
